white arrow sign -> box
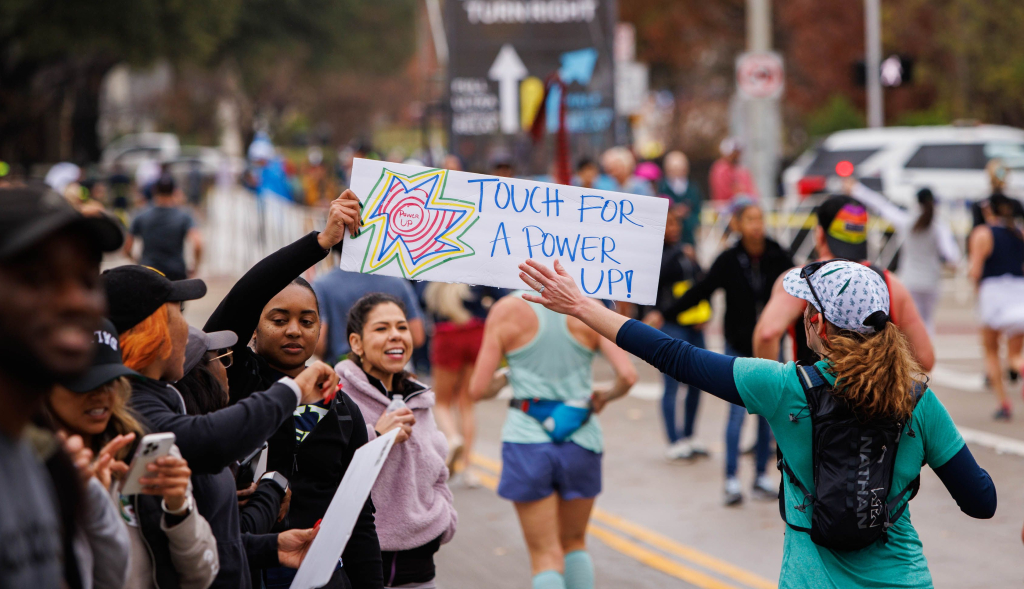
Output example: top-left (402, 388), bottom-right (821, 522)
top-left (488, 44), bottom-right (528, 134)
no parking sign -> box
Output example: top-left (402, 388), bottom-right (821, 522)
top-left (736, 51), bottom-right (784, 100)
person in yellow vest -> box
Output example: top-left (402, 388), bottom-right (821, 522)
top-left (667, 199), bottom-right (795, 505)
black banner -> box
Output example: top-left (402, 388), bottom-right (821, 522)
top-left (446, 0), bottom-right (618, 174)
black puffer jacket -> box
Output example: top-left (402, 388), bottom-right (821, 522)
top-left (129, 376), bottom-right (300, 588)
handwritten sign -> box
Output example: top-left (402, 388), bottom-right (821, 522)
top-left (340, 159), bottom-right (669, 304)
top-left (289, 429), bottom-right (399, 589)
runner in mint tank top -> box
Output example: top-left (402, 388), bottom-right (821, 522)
top-left (469, 291), bottom-right (637, 589)
top-left (518, 259), bottom-right (997, 589)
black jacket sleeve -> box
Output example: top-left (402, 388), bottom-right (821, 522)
top-left (131, 382), bottom-right (299, 474)
top-left (240, 481), bottom-right (285, 535)
top-left (933, 444), bottom-right (997, 519)
top-left (205, 231), bottom-right (329, 350)
top-left (667, 253), bottom-right (728, 317)
top-left (241, 532), bottom-right (280, 569)
top-left (339, 401), bottom-right (385, 589)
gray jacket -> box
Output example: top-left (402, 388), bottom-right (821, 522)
top-left (74, 478), bottom-right (131, 589)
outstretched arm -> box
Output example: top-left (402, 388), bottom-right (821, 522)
top-left (204, 191), bottom-right (361, 345)
top-left (933, 445), bottom-right (996, 519)
top-left (851, 182), bottom-right (912, 230)
top-left (518, 259), bottom-right (743, 406)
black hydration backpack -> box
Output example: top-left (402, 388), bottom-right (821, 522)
top-left (777, 364), bottom-right (924, 551)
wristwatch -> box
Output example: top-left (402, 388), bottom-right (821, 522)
top-left (260, 471), bottom-right (289, 496)
top-left (162, 494), bottom-right (194, 517)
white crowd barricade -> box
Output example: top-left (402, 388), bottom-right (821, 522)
top-left (205, 188), bottom-right (334, 281)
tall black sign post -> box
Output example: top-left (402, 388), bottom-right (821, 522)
top-left (445, 0), bottom-right (618, 174)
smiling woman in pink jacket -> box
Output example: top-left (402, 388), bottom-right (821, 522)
top-left (335, 292), bottom-right (457, 589)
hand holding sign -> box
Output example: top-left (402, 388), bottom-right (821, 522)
top-left (278, 527), bottom-right (319, 569)
top-left (317, 189), bottom-right (363, 250)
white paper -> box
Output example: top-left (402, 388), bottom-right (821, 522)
top-left (253, 446), bottom-right (268, 481)
top-left (289, 428), bottom-right (399, 589)
top-left (340, 159), bottom-right (669, 305)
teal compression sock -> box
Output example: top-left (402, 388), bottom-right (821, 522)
top-left (564, 550), bottom-right (594, 589)
top-left (532, 570), bottom-right (567, 589)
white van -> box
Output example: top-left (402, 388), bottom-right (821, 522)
top-left (781, 124), bottom-right (1024, 209)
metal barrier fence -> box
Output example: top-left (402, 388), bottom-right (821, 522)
top-left (205, 188), bottom-right (335, 280)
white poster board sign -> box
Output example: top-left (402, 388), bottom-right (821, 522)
top-left (339, 159), bottom-right (669, 305)
top-left (289, 429), bottom-right (399, 589)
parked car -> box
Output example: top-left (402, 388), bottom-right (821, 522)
top-left (100, 132), bottom-right (181, 175)
top-left (782, 124), bottom-right (1024, 209)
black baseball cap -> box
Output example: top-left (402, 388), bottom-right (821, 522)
top-left (816, 195), bottom-right (869, 261)
top-left (0, 184), bottom-right (123, 260)
top-left (61, 318), bottom-right (141, 393)
top-left (103, 265), bottom-right (207, 332)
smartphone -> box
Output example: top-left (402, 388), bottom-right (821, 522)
top-left (119, 432), bottom-right (176, 496)
top-left (235, 443), bottom-right (268, 490)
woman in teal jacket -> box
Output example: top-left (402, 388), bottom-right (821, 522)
top-left (518, 258), bottom-right (996, 588)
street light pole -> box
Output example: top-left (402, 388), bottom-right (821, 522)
top-left (744, 0), bottom-right (779, 203)
top-left (865, 0), bottom-right (883, 127)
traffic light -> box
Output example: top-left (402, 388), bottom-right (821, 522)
top-left (853, 55), bottom-right (914, 87)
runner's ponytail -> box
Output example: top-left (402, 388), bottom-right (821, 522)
top-left (824, 320), bottom-right (924, 421)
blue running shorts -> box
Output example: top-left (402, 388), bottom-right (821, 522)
top-left (497, 441), bottom-right (602, 503)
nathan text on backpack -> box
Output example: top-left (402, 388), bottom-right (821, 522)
top-left (776, 364), bottom-right (923, 551)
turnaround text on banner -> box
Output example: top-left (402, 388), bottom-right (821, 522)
top-left (339, 158), bottom-right (669, 305)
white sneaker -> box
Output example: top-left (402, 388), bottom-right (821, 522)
top-left (665, 439), bottom-right (695, 461)
top-left (461, 469), bottom-right (482, 489)
top-left (689, 440), bottom-right (710, 457)
top-left (752, 474), bottom-right (778, 500)
top-left (724, 477), bottom-right (743, 506)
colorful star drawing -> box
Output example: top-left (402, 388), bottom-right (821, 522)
top-left (359, 168), bottom-right (478, 278)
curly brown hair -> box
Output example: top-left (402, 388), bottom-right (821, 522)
top-left (823, 321), bottom-right (924, 421)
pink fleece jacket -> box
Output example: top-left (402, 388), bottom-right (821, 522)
top-left (335, 360), bottom-right (458, 551)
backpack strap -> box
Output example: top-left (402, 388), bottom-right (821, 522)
top-left (796, 364), bottom-right (827, 391)
top-left (777, 364), bottom-right (830, 533)
top-left (886, 379), bottom-right (930, 524)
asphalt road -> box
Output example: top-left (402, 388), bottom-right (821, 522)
top-left (170, 270), bottom-right (1023, 589)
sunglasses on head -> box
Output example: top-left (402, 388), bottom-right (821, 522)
top-left (206, 348), bottom-right (233, 369)
top-left (799, 258), bottom-right (852, 317)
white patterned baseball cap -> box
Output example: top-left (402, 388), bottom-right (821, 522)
top-left (782, 260), bottom-right (890, 334)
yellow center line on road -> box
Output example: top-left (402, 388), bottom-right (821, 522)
top-left (587, 524), bottom-right (743, 589)
top-left (470, 453), bottom-right (778, 589)
top-left (469, 468), bottom-right (744, 589)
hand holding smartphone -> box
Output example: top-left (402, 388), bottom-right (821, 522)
top-left (118, 432), bottom-right (176, 496)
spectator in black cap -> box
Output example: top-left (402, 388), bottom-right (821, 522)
top-left (45, 317), bottom-right (221, 589)
top-left (105, 264), bottom-right (342, 588)
top-left (752, 194), bottom-right (934, 373)
top-left (124, 173), bottom-right (204, 280)
top-left (0, 184), bottom-right (122, 588)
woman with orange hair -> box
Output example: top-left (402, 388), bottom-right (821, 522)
top-left (104, 265), bottom-right (341, 589)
